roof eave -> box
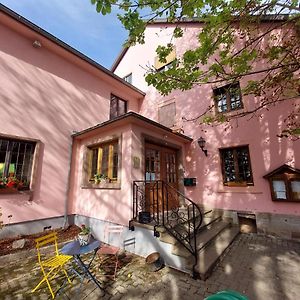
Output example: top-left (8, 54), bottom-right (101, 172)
top-left (72, 112), bottom-right (193, 143)
top-left (0, 4), bottom-right (145, 97)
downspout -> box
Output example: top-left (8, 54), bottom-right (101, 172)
top-left (63, 134), bottom-right (75, 229)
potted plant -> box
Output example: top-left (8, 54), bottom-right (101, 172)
top-left (94, 173), bottom-right (110, 184)
top-left (77, 224), bottom-right (91, 246)
top-left (0, 177), bottom-right (29, 193)
top-left (0, 177), bottom-right (18, 193)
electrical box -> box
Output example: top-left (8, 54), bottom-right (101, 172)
top-left (184, 178), bottom-right (196, 186)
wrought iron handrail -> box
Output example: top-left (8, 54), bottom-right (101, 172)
top-left (131, 180), bottom-right (203, 277)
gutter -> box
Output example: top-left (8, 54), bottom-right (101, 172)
top-left (63, 135), bottom-right (74, 228)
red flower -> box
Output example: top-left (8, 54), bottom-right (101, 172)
top-left (18, 182), bottom-right (24, 188)
top-left (7, 181), bottom-right (15, 188)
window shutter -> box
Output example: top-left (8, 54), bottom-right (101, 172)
top-left (154, 49), bottom-right (176, 70)
top-left (158, 102), bottom-right (176, 128)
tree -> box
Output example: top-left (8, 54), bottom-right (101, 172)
top-left (91, 0), bottom-right (300, 138)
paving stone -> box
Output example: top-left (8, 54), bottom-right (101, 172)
top-left (1, 234), bottom-right (300, 299)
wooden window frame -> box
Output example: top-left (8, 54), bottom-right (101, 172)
top-left (268, 173), bottom-right (300, 202)
top-left (88, 140), bottom-right (119, 182)
top-left (109, 94), bottom-right (128, 120)
top-left (214, 82), bottom-right (243, 114)
top-left (220, 145), bottom-right (253, 186)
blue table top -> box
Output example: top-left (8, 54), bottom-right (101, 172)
top-left (61, 239), bottom-right (101, 256)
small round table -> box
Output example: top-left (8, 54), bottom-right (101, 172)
top-left (61, 238), bottom-right (102, 291)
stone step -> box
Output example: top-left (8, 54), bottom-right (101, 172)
top-left (171, 221), bottom-right (230, 257)
top-left (195, 226), bottom-right (240, 280)
top-left (159, 215), bottom-right (222, 245)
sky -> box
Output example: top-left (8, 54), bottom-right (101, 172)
top-left (0, 0), bottom-right (128, 69)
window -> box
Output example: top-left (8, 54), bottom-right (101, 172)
top-left (89, 140), bottom-right (119, 182)
top-left (123, 73), bottom-right (132, 84)
top-left (0, 137), bottom-right (35, 190)
top-left (264, 165), bottom-right (300, 202)
top-left (157, 62), bottom-right (173, 73)
top-left (154, 49), bottom-right (176, 72)
top-left (214, 82), bottom-right (243, 113)
top-left (220, 145), bottom-right (253, 186)
top-left (158, 102), bottom-right (176, 128)
top-left (110, 95), bottom-right (127, 119)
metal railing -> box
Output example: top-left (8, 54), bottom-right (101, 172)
top-left (131, 180), bottom-right (203, 277)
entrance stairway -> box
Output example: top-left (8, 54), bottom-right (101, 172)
top-left (130, 180), bottom-right (239, 279)
top-left (158, 210), bottom-right (239, 279)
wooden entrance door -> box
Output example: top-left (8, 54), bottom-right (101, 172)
top-left (145, 143), bottom-right (179, 213)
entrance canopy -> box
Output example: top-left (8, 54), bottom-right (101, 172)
top-left (72, 111), bottom-right (193, 144)
top-left (70, 112), bottom-right (192, 226)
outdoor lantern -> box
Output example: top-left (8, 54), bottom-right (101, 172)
top-left (197, 137), bottom-right (208, 156)
top-left (32, 40), bottom-right (42, 48)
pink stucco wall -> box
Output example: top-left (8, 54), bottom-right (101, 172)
top-left (69, 117), bottom-right (189, 227)
top-left (0, 13), bottom-right (141, 224)
top-left (70, 125), bottom-right (134, 226)
top-left (114, 23), bottom-right (300, 216)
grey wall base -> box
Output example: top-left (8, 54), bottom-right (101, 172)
top-left (205, 207), bottom-right (300, 241)
top-left (74, 215), bottom-right (190, 274)
top-left (256, 212), bottom-right (300, 240)
top-left (2, 210), bottom-right (300, 247)
top-left (0, 215), bottom-right (72, 239)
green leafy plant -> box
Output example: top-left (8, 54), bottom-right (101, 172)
top-left (79, 224), bottom-right (91, 235)
top-left (94, 173), bottom-right (109, 184)
top-left (0, 176), bottom-right (29, 190)
top-left (91, 0), bottom-right (299, 139)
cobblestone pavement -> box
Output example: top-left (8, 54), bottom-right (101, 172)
top-left (0, 233), bottom-right (300, 300)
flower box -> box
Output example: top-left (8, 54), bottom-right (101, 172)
top-left (0, 187), bottom-right (18, 194)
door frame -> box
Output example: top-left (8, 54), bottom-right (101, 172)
top-left (144, 142), bottom-right (179, 187)
top-left (141, 136), bottom-right (186, 206)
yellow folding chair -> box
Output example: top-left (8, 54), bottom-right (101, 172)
top-left (32, 232), bottom-right (73, 298)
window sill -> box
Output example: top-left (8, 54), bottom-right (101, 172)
top-left (81, 182), bottom-right (121, 190)
top-left (217, 183), bottom-right (261, 194)
top-left (0, 188), bottom-right (31, 195)
top-left (272, 199), bottom-right (300, 203)
top-left (216, 107), bottom-right (244, 115)
top-left (217, 190), bottom-right (263, 194)
top-left (224, 182), bottom-right (252, 187)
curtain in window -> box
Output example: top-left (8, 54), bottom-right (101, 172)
top-left (272, 180), bottom-right (287, 199)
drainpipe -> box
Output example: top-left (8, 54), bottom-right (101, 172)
top-left (63, 134), bottom-right (75, 229)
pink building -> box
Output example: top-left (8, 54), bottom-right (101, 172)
top-left (1, 5), bottom-right (299, 277)
top-left (112, 21), bottom-right (300, 240)
top-left (0, 5), bottom-right (143, 233)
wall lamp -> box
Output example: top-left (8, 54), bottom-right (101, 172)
top-left (197, 137), bottom-right (208, 156)
top-left (32, 40), bottom-right (42, 48)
